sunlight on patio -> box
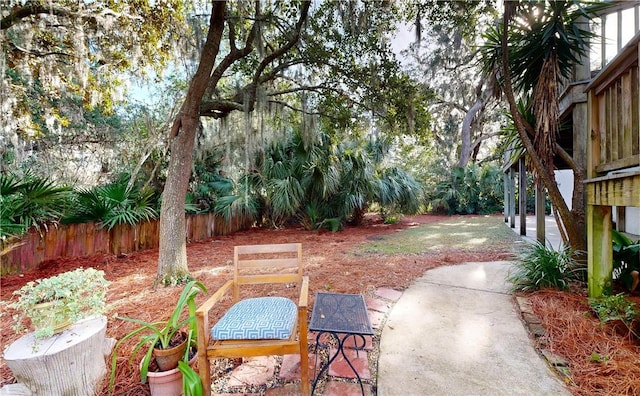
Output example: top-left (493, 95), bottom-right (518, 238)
top-left (469, 265), bottom-right (487, 283)
top-left (454, 315), bottom-right (491, 361)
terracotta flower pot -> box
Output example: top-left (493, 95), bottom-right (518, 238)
top-left (144, 354), bottom-right (197, 396)
top-left (153, 332), bottom-right (188, 371)
top-left (147, 364), bottom-right (183, 396)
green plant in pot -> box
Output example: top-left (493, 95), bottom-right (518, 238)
top-left (178, 341), bottom-right (204, 396)
top-left (109, 280), bottom-right (207, 393)
top-left (4, 268), bottom-right (110, 347)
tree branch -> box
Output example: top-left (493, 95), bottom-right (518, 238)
top-left (204, 2), bottom-right (260, 98)
top-left (1, 4), bottom-right (141, 30)
top-left (429, 100), bottom-right (468, 114)
top-left (199, 99), bottom-right (244, 118)
top-left (1, 4), bottom-right (73, 30)
top-left (554, 143), bottom-right (578, 172)
top-left (200, 1), bottom-right (310, 119)
top-left (170, 0), bottom-right (227, 139)
top-left (8, 42), bottom-right (71, 58)
top-left (267, 99), bottom-right (352, 123)
top-left (244, 1), bottom-right (311, 110)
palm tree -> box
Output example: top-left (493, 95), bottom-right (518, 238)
top-left (487, 1), bottom-right (608, 252)
top-left (376, 167), bottom-right (423, 220)
top-left (334, 140), bottom-right (378, 226)
top-left (213, 183), bottom-right (261, 227)
top-left (214, 129), bottom-right (424, 230)
top-left (0, 172), bottom-right (71, 239)
top-left (63, 176), bottom-right (158, 230)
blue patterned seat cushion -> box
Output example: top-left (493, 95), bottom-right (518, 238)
top-left (211, 297), bottom-right (297, 340)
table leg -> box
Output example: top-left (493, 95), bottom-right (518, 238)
top-left (311, 331), bottom-right (367, 396)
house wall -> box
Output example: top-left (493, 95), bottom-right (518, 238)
top-left (622, 207), bottom-right (640, 235)
top-left (554, 170), bottom-right (574, 211)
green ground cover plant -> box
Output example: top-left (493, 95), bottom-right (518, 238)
top-left (589, 293), bottom-right (638, 327)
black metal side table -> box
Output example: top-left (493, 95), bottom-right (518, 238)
top-left (309, 292), bottom-right (374, 395)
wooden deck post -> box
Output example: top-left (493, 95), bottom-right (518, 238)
top-left (509, 168), bottom-right (516, 229)
top-left (503, 173), bottom-right (509, 223)
top-left (518, 157), bottom-right (527, 236)
top-left (587, 205), bottom-right (613, 297)
top-left (535, 184), bottom-right (546, 244)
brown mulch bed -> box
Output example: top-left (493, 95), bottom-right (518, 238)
top-left (527, 288), bottom-right (640, 395)
top-left (1, 213), bottom-right (639, 395)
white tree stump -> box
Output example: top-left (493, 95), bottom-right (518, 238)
top-left (2, 316), bottom-right (115, 396)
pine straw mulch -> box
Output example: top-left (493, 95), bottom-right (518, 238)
top-left (1, 213), bottom-right (639, 395)
top-left (527, 288), bottom-right (640, 395)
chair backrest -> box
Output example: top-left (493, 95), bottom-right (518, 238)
top-left (233, 243), bottom-right (303, 301)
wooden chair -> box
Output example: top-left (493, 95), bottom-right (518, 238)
top-left (195, 243), bottom-right (310, 395)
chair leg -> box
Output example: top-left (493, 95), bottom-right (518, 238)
top-left (300, 337), bottom-right (310, 395)
top-left (198, 353), bottom-right (211, 395)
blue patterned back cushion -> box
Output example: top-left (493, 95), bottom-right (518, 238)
top-left (211, 297), bottom-right (297, 340)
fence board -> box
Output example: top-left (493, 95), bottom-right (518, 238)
top-left (0, 213), bottom-right (249, 274)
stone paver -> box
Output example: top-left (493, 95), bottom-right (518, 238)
top-left (265, 383), bottom-right (303, 395)
top-left (516, 295), bottom-right (535, 315)
top-left (327, 348), bottom-right (370, 380)
top-left (367, 310), bottom-right (385, 329)
top-left (279, 353), bottom-right (318, 381)
top-left (541, 349), bottom-right (569, 367)
top-left (522, 312), bottom-right (542, 324)
top-left (365, 296), bottom-right (391, 312)
top-left (214, 393), bottom-right (260, 396)
top-left (323, 381), bottom-right (372, 396)
top-left (375, 287), bottom-right (403, 302)
top-left (342, 334), bottom-right (373, 350)
top-left (227, 356), bottom-right (276, 387)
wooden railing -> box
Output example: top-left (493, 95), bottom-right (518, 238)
top-left (558, 3), bottom-right (639, 118)
top-left (586, 32), bottom-right (640, 176)
top-left (0, 214), bottom-right (251, 275)
top-left (585, 31), bottom-right (640, 297)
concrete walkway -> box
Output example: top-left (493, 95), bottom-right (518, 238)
top-left (377, 261), bottom-right (570, 396)
top-left (510, 215), bottom-right (563, 249)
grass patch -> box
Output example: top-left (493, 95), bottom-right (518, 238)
top-left (356, 215), bottom-right (523, 255)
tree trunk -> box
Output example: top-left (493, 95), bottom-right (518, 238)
top-left (3, 316), bottom-right (114, 396)
top-left (500, 14), bottom-right (586, 253)
top-left (457, 100), bottom-right (481, 168)
top-left (156, 1), bottom-right (227, 285)
top-left (157, 118), bottom-right (197, 285)
top-left (457, 80), bottom-right (492, 168)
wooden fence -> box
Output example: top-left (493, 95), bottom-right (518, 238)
top-left (0, 214), bottom-right (251, 275)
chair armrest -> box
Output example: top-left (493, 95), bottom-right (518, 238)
top-left (197, 279), bottom-right (235, 316)
top-left (298, 276), bottom-right (309, 309)
top-left (195, 279), bottom-right (235, 349)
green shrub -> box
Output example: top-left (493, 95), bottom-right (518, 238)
top-left (63, 177), bottom-right (157, 229)
top-left (426, 164), bottom-right (503, 215)
top-left (612, 229), bottom-right (640, 292)
top-left (0, 172), bottom-right (71, 240)
top-left (508, 241), bottom-right (581, 292)
top-left (589, 293), bottom-right (638, 330)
